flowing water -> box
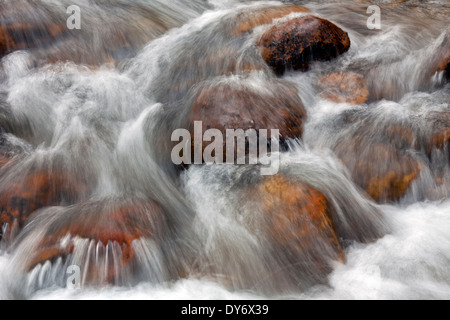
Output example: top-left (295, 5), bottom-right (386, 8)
top-left (0, 0), bottom-right (449, 300)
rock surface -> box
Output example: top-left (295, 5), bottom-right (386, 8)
top-left (0, 23), bottom-right (66, 57)
top-left (0, 169), bottom-right (89, 236)
top-left (244, 175), bottom-right (344, 284)
top-left (188, 79), bottom-right (306, 162)
top-left (335, 137), bottom-right (422, 203)
top-left (318, 72), bottom-right (369, 104)
top-left (233, 5), bottom-right (309, 34)
top-left (258, 16), bottom-right (351, 74)
top-left (27, 197), bottom-right (166, 284)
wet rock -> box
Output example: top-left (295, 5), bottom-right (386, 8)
top-left (233, 5), bottom-right (310, 35)
top-left (258, 16), bottom-right (351, 75)
top-left (429, 129), bottom-right (450, 154)
top-left (335, 138), bottom-right (422, 202)
top-left (0, 23), bottom-right (66, 57)
top-left (27, 197), bottom-right (166, 284)
top-left (423, 36), bottom-right (449, 82)
top-left (386, 125), bottom-right (415, 149)
top-left (423, 111), bottom-right (450, 155)
top-left (318, 72), bottom-right (369, 104)
top-left (246, 175), bottom-right (343, 282)
top-left (188, 79), bottom-right (306, 161)
top-left (0, 169), bottom-right (89, 236)
top-left (437, 55), bottom-right (450, 80)
top-left (168, 49), bottom-right (262, 102)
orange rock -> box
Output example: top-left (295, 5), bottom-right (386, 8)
top-left (258, 16), bottom-right (351, 74)
top-left (27, 198), bottom-right (166, 284)
top-left (335, 138), bottom-right (422, 203)
top-left (433, 49), bottom-right (449, 80)
top-left (169, 49), bottom-right (262, 98)
top-left (233, 5), bottom-right (310, 35)
top-left (188, 80), bottom-right (306, 162)
top-left (248, 175), bottom-right (343, 276)
top-left (386, 125), bottom-right (415, 149)
top-left (0, 154), bottom-right (11, 168)
top-left (429, 129), bottom-right (450, 152)
top-left (318, 72), bottom-right (369, 104)
top-left (0, 169), bottom-right (89, 236)
top-left (423, 111), bottom-right (450, 154)
top-left (0, 23), bottom-right (66, 56)
top-left (436, 55), bottom-right (450, 73)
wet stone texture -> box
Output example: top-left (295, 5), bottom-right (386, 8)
top-left (27, 197), bottom-right (167, 284)
top-left (0, 23), bottom-right (66, 57)
top-left (318, 72), bottom-right (369, 105)
top-left (0, 169), bottom-right (89, 238)
top-left (188, 80), bottom-right (306, 162)
top-left (232, 5), bottom-right (310, 35)
top-left (242, 174), bottom-right (344, 288)
top-left (258, 16), bottom-right (351, 75)
top-left (332, 122), bottom-right (423, 203)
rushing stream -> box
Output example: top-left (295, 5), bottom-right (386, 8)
top-left (0, 0), bottom-right (449, 300)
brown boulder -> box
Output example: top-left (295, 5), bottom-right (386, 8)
top-left (27, 197), bottom-right (166, 285)
top-left (233, 5), bottom-right (309, 35)
top-left (188, 79), bottom-right (306, 162)
top-left (0, 23), bottom-right (66, 57)
top-left (335, 138), bottom-right (422, 203)
top-left (429, 129), bottom-right (450, 154)
top-left (258, 16), bottom-right (351, 75)
top-left (386, 125), bottom-right (415, 149)
top-left (437, 55), bottom-right (450, 80)
top-left (0, 153), bottom-right (12, 169)
top-left (0, 169), bottom-right (89, 237)
top-left (247, 175), bottom-right (343, 277)
top-left (430, 43), bottom-right (449, 80)
top-left (318, 72), bottom-right (369, 104)
top-left (423, 111), bottom-right (450, 155)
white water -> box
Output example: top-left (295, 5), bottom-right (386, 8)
top-left (0, 0), bottom-right (449, 299)
top-left (2, 200), bottom-right (450, 300)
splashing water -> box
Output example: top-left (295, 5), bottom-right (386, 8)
top-left (0, 0), bottom-right (449, 299)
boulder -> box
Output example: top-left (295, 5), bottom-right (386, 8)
top-left (423, 111), bottom-right (450, 155)
top-left (437, 55), bottom-right (450, 80)
top-left (0, 169), bottom-right (89, 237)
top-left (188, 79), bottom-right (306, 162)
top-left (27, 197), bottom-right (166, 285)
top-left (233, 5), bottom-right (309, 35)
top-left (318, 72), bottom-right (369, 104)
top-left (429, 40), bottom-right (449, 81)
top-left (335, 138), bottom-right (422, 202)
top-left (246, 175), bottom-right (343, 279)
top-left (0, 23), bottom-right (66, 57)
top-left (258, 16), bottom-right (351, 75)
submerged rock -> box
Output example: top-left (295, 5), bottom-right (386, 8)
top-left (26, 197), bottom-right (167, 285)
top-left (0, 23), bottom-right (66, 57)
top-left (318, 72), bottom-right (369, 104)
top-left (258, 175), bottom-right (343, 259)
top-left (188, 79), bottom-right (306, 162)
top-left (258, 16), bottom-right (351, 75)
top-left (0, 169), bottom-right (89, 237)
top-left (423, 111), bottom-right (450, 155)
top-left (430, 41), bottom-right (449, 81)
top-left (241, 174), bottom-right (343, 288)
top-left (438, 55), bottom-right (450, 80)
top-left (335, 137), bottom-right (422, 203)
top-left (233, 5), bottom-right (309, 35)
